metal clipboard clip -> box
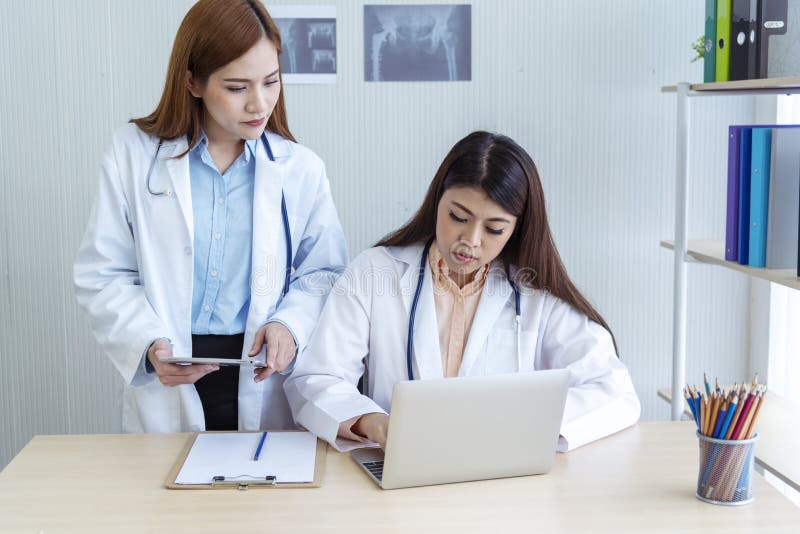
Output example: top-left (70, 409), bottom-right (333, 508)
top-left (212, 475), bottom-right (277, 490)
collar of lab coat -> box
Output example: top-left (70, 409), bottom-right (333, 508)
top-left (158, 129), bottom-right (291, 158)
top-left (188, 131), bottom-right (259, 162)
top-left (158, 130), bottom-right (292, 239)
top-left (384, 243), bottom-right (515, 378)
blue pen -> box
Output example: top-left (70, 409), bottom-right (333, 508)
top-left (253, 431), bottom-right (268, 461)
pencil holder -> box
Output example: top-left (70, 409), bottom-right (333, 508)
top-left (695, 431), bottom-right (758, 506)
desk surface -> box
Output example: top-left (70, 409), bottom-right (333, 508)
top-left (1, 422), bottom-right (797, 532)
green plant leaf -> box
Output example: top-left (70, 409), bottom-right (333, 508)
top-left (691, 35), bottom-right (705, 63)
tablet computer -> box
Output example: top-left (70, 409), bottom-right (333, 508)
top-left (158, 357), bottom-right (267, 368)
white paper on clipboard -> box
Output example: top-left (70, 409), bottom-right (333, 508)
top-left (174, 432), bottom-right (317, 485)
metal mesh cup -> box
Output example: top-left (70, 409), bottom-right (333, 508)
top-left (696, 431), bottom-right (758, 505)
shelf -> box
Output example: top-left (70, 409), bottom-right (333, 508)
top-left (661, 239), bottom-right (800, 290)
top-left (661, 77), bottom-right (800, 94)
top-left (658, 388), bottom-right (800, 491)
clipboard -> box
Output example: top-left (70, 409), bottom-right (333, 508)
top-left (165, 430), bottom-right (326, 489)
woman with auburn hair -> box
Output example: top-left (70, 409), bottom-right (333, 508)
top-left (74, 0), bottom-right (347, 433)
top-left (286, 131), bottom-right (640, 451)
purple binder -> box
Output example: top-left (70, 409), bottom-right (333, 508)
top-left (725, 126), bottom-right (742, 261)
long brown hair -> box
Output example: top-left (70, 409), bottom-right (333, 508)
top-left (131, 0), bottom-right (294, 153)
top-left (377, 131), bottom-right (618, 352)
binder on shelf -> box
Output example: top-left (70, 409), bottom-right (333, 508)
top-left (726, 126), bottom-right (742, 260)
top-left (165, 431), bottom-right (326, 490)
top-left (757, 0), bottom-right (800, 78)
top-left (733, 124), bottom-right (797, 265)
top-left (705, 0), bottom-right (718, 82)
top-left (737, 127), bottom-right (753, 264)
top-left (748, 127), bottom-right (772, 267)
top-left (716, 0), bottom-right (733, 81)
top-left (765, 126), bottom-right (800, 269)
top-left (730, 0), bottom-right (758, 80)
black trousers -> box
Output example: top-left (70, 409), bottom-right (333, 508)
top-left (192, 333), bottom-right (244, 431)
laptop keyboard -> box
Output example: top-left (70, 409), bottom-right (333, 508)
top-left (362, 460), bottom-right (384, 481)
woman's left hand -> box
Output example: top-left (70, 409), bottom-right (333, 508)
top-left (249, 322), bottom-right (297, 382)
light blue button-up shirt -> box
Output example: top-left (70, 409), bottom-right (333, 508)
top-left (190, 133), bottom-right (258, 335)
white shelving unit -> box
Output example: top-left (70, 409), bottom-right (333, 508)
top-left (664, 78), bottom-right (800, 422)
top-left (660, 240), bottom-right (800, 291)
top-left (663, 79), bottom-right (800, 490)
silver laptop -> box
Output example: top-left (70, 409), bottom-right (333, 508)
top-left (351, 369), bottom-right (569, 490)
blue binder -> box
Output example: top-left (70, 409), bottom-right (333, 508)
top-left (737, 127), bottom-right (752, 264)
top-left (736, 124), bottom-right (798, 265)
top-left (748, 128), bottom-right (772, 267)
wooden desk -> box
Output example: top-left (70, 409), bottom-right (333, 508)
top-left (1, 422), bottom-right (797, 532)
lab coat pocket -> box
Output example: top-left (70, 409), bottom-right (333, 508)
top-left (484, 329), bottom-right (536, 374)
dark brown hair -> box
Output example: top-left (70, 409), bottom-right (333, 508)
top-left (131, 0), bottom-right (294, 153)
top-left (377, 131), bottom-right (617, 352)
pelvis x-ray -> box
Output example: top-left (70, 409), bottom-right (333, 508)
top-left (364, 4), bottom-right (471, 82)
top-left (275, 18), bottom-right (337, 75)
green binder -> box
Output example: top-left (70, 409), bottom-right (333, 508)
top-left (705, 0), bottom-right (717, 82)
top-left (716, 0), bottom-right (732, 81)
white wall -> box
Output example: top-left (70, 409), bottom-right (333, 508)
top-left (0, 0), bottom-right (755, 468)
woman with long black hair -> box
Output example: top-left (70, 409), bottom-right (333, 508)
top-left (285, 131), bottom-right (639, 451)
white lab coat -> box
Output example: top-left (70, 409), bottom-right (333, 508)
top-left (285, 243), bottom-right (641, 452)
top-left (74, 123), bottom-right (348, 433)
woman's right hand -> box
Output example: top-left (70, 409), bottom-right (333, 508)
top-left (146, 338), bottom-right (219, 386)
top-left (352, 413), bottom-right (390, 449)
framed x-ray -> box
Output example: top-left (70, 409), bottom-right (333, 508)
top-left (364, 4), bottom-right (471, 82)
top-left (271, 5), bottom-right (337, 84)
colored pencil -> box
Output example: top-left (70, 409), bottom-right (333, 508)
top-left (730, 390), bottom-right (756, 440)
top-left (712, 400), bottom-right (728, 438)
top-left (707, 393), bottom-right (721, 436)
top-left (744, 387), bottom-right (767, 439)
top-left (737, 386), bottom-right (762, 440)
top-left (684, 387), bottom-right (699, 428)
top-left (718, 394), bottom-right (738, 439)
top-left (724, 386), bottom-right (748, 440)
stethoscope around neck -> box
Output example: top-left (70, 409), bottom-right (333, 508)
top-left (145, 131), bottom-right (292, 296)
top-left (405, 239), bottom-right (523, 381)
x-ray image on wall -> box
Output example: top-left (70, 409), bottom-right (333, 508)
top-left (270, 5), bottom-right (336, 84)
top-left (364, 4), bottom-right (471, 82)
